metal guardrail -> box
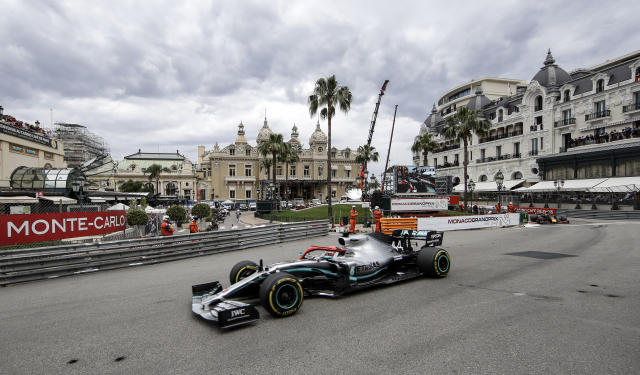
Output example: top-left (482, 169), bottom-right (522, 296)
top-left (557, 209), bottom-right (640, 220)
top-left (0, 220), bottom-right (329, 286)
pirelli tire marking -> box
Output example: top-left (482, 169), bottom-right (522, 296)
top-left (268, 277), bottom-right (304, 317)
top-left (433, 249), bottom-right (450, 277)
top-left (235, 265), bottom-right (257, 284)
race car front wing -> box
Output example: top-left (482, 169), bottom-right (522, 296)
top-left (192, 281), bottom-right (259, 328)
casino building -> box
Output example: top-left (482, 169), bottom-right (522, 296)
top-left (417, 49), bottom-right (640, 194)
top-left (198, 117), bottom-right (360, 202)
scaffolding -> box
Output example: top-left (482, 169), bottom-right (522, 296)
top-left (54, 123), bottom-right (110, 168)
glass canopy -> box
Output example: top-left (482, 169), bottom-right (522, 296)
top-left (10, 167), bottom-right (84, 193)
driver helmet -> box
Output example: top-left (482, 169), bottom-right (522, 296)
top-left (375, 206), bottom-right (379, 210)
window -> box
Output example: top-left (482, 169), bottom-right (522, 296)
top-left (331, 190), bottom-right (337, 198)
top-left (563, 109), bottom-right (572, 121)
top-left (596, 79), bottom-right (604, 93)
top-left (563, 90), bottom-right (570, 102)
top-left (318, 147), bottom-right (323, 153)
top-left (9, 143), bottom-right (38, 157)
top-left (245, 164), bottom-right (252, 177)
top-left (290, 165), bottom-right (296, 176)
top-left (540, 137), bottom-right (544, 151)
top-left (595, 100), bottom-right (606, 115)
top-left (318, 166), bottom-right (323, 177)
top-left (345, 169), bottom-right (351, 178)
top-left (245, 149), bottom-right (251, 156)
top-left (245, 189), bottom-right (252, 199)
top-left (531, 138), bottom-right (538, 155)
top-left (498, 109), bottom-right (503, 122)
top-left (535, 96), bottom-right (543, 111)
top-left (513, 106), bottom-right (519, 113)
top-left (470, 151), bottom-right (473, 160)
top-left (331, 169), bottom-right (337, 178)
top-left (636, 68), bottom-right (640, 82)
top-left (331, 151), bottom-right (336, 158)
top-left (304, 165), bottom-right (310, 176)
top-left (480, 149), bottom-right (486, 160)
top-left (514, 142), bottom-right (520, 156)
top-left (229, 190), bottom-right (235, 199)
top-left (228, 165), bottom-right (236, 176)
top-left (229, 148), bottom-right (235, 156)
top-left (44, 152), bottom-right (54, 160)
top-left (44, 163), bottom-right (52, 169)
top-left (480, 175), bottom-right (488, 182)
top-left (11, 145), bottom-right (23, 152)
top-left (454, 154), bottom-right (459, 164)
top-left (344, 152), bottom-right (350, 158)
top-left (433, 158), bottom-right (437, 167)
top-left (489, 112), bottom-right (496, 120)
top-left (207, 169), bottom-right (211, 177)
top-left (444, 156), bottom-right (448, 164)
top-left (635, 91), bottom-right (640, 104)
top-left (496, 145), bottom-right (502, 158)
top-left (513, 171), bottom-right (523, 179)
top-left (277, 166), bottom-right (282, 176)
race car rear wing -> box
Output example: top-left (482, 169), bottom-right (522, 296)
top-left (391, 229), bottom-right (444, 247)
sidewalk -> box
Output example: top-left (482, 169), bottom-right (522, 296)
top-left (239, 212), bottom-right (271, 225)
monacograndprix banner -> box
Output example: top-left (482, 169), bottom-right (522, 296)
top-left (0, 211), bottom-right (127, 246)
top-left (391, 198), bottom-right (449, 211)
top-left (418, 213), bottom-right (521, 231)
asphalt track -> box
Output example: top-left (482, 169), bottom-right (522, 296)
top-left (1, 219), bottom-right (639, 374)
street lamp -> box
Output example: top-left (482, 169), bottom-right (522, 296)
top-left (468, 178), bottom-right (476, 212)
top-left (554, 178), bottom-right (565, 209)
top-left (495, 170), bottom-right (504, 211)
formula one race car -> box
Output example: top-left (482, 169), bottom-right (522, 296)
top-left (529, 213), bottom-right (570, 224)
top-left (192, 230), bottom-right (451, 329)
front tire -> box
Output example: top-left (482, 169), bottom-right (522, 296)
top-left (229, 260), bottom-right (258, 284)
top-left (417, 247), bottom-right (451, 278)
top-left (259, 272), bottom-right (304, 317)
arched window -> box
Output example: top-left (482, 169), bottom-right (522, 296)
top-left (535, 96), bottom-right (543, 111)
top-left (563, 90), bottom-right (570, 102)
top-left (165, 182), bottom-right (177, 196)
top-left (479, 175), bottom-right (488, 182)
top-left (43, 163), bottom-right (52, 169)
top-left (497, 109), bottom-right (503, 122)
top-left (453, 176), bottom-right (460, 185)
top-left (144, 182), bottom-right (154, 193)
top-left (635, 68), bottom-right (640, 82)
top-left (512, 171), bottom-right (523, 180)
top-left (318, 147), bottom-right (323, 152)
top-left (129, 164), bottom-right (136, 171)
top-left (596, 79), bottom-right (604, 93)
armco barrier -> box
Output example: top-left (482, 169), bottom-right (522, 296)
top-left (0, 220), bottom-right (328, 286)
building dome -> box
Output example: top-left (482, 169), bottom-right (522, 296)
top-left (423, 103), bottom-right (444, 133)
top-left (256, 116), bottom-right (273, 144)
top-left (466, 86), bottom-right (492, 112)
top-left (531, 49), bottom-right (571, 89)
top-left (309, 120), bottom-right (327, 145)
top-left (289, 123), bottom-right (301, 148)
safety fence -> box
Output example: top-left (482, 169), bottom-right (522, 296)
top-left (0, 220), bottom-right (329, 286)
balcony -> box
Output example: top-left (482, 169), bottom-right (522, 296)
top-left (561, 127), bottom-right (640, 152)
top-left (478, 130), bottom-right (523, 144)
top-left (530, 123), bottom-right (544, 132)
top-left (436, 161), bottom-right (459, 169)
top-left (434, 144), bottom-right (460, 153)
top-left (585, 109), bottom-right (611, 121)
top-left (528, 150), bottom-right (539, 156)
top-left (622, 102), bottom-right (640, 113)
top-left (474, 153), bottom-right (520, 164)
top-left (554, 118), bottom-right (576, 127)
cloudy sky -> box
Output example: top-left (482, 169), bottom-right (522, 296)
top-left (2, 0), bottom-right (640, 178)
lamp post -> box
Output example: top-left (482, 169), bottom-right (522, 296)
top-left (554, 178), bottom-right (565, 209)
top-left (468, 179), bottom-right (476, 212)
top-left (362, 168), bottom-right (369, 198)
top-left (495, 170), bottom-right (504, 211)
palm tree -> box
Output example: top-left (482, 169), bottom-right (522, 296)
top-left (259, 158), bottom-right (272, 199)
top-left (278, 142), bottom-right (300, 204)
top-left (440, 107), bottom-right (491, 209)
top-left (257, 133), bottom-right (284, 209)
top-left (308, 75), bottom-right (353, 220)
top-left (355, 144), bottom-right (380, 192)
top-left (411, 133), bottom-right (440, 166)
top-left (145, 163), bottom-right (163, 195)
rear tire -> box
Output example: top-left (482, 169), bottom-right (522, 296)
top-left (229, 260), bottom-right (258, 284)
top-left (259, 272), bottom-right (304, 317)
top-left (417, 247), bottom-right (451, 278)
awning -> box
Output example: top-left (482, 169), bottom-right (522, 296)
top-left (519, 178), bottom-right (607, 192)
top-left (588, 177), bottom-right (640, 192)
top-left (39, 196), bottom-right (77, 204)
top-left (344, 165), bottom-right (352, 170)
top-left (453, 179), bottom-right (525, 192)
top-left (0, 196), bottom-right (39, 204)
top-left (89, 197), bottom-right (107, 203)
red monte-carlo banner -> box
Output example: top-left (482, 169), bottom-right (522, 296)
top-left (0, 211), bottom-right (127, 246)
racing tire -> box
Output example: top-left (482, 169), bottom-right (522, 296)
top-left (417, 247), bottom-right (451, 278)
top-left (229, 260), bottom-right (259, 284)
top-left (259, 272), bottom-right (304, 318)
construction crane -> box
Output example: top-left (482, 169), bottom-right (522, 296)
top-left (359, 80), bottom-right (389, 192)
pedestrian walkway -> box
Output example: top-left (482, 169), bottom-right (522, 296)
top-left (240, 212), bottom-right (271, 225)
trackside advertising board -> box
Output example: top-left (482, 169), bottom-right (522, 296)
top-left (0, 211), bottom-right (126, 246)
top-left (390, 196), bottom-right (460, 212)
top-left (514, 207), bottom-right (557, 215)
top-left (418, 213), bottom-right (520, 231)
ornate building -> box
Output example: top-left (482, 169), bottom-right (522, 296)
top-left (104, 150), bottom-right (197, 200)
top-left (198, 117), bottom-right (360, 202)
top-left (417, 49), bottom-right (640, 192)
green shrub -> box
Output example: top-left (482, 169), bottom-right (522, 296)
top-left (167, 205), bottom-right (187, 222)
top-left (191, 203), bottom-right (211, 219)
top-left (140, 197), bottom-right (148, 208)
top-left (127, 209), bottom-right (149, 226)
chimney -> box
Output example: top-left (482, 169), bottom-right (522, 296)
top-left (0, 105), bottom-right (3, 115)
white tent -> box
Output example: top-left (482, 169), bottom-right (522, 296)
top-left (518, 178), bottom-right (607, 192)
top-left (453, 179), bottom-right (525, 193)
top-left (587, 176), bottom-right (640, 192)
top-left (107, 203), bottom-right (130, 211)
top-left (144, 205), bottom-right (166, 214)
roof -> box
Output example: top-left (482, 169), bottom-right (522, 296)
top-left (519, 178), bottom-right (608, 192)
top-left (537, 141), bottom-right (640, 161)
top-left (124, 150), bottom-right (185, 160)
top-left (588, 176), bottom-right (640, 192)
top-left (531, 50), bottom-right (571, 89)
top-left (466, 87), bottom-right (491, 112)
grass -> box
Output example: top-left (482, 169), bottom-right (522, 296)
top-left (263, 205), bottom-right (471, 223)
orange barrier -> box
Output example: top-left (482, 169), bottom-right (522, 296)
top-left (380, 218), bottom-right (417, 235)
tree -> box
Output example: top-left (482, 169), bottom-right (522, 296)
top-left (145, 164), bottom-right (163, 195)
top-left (191, 203), bottom-right (211, 220)
top-left (355, 144), bottom-right (380, 194)
top-left (259, 158), bottom-right (272, 199)
top-left (411, 133), bottom-right (440, 166)
top-left (257, 133), bottom-right (285, 209)
top-left (166, 205), bottom-right (187, 223)
top-left (127, 209), bottom-right (148, 226)
top-left (440, 107), bottom-right (491, 209)
top-left (278, 142), bottom-right (300, 204)
top-left (308, 75), bottom-right (353, 220)
top-left (119, 179), bottom-right (145, 192)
